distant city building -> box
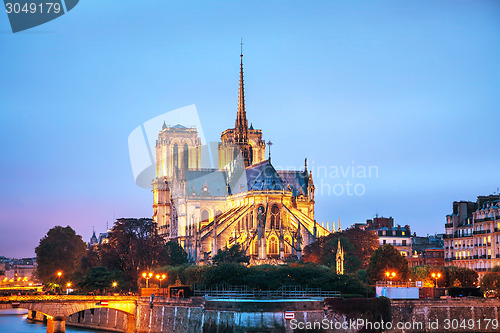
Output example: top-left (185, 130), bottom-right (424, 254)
top-left (88, 228), bottom-right (110, 248)
top-left (354, 216), bottom-right (412, 257)
top-left (0, 257), bottom-right (37, 280)
top-left (407, 235), bottom-right (444, 267)
top-left (444, 194), bottom-right (500, 276)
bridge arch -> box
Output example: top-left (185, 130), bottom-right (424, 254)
top-left (0, 296), bottom-right (137, 333)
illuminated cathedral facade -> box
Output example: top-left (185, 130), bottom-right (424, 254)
top-left (152, 52), bottom-right (330, 265)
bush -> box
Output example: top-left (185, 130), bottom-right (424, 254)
top-left (158, 262), bottom-right (372, 296)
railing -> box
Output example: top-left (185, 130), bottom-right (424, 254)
top-left (194, 285), bottom-right (340, 299)
top-left (0, 295), bottom-right (138, 302)
top-left (445, 223), bottom-right (453, 228)
top-left (375, 281), bottom-right (420, 288)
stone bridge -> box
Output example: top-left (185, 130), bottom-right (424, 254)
top-left (0, 295), bottom-right (138, 333)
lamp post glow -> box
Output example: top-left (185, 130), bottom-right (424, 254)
top-left (385, 271), bottom-right (396, 284)
top-left (431, 272), bottom-right (441, 288)
top-left (56, 271), bottom-right (62, 294)
top-left (142, 272), bottom-right (153, 288)
top-left (156, 274), bottom-right (166, 295)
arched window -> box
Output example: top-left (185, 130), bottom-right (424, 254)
top-left (201, 210), bottom-right (209, 223)
top-left (270, 204), bottom-right (280, 229)
top-left (268, 237), bottom-right (278, 255)
top-left (284, 237), bottom-right (291, 254)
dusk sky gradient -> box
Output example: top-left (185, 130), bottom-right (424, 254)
top-left (1, 0), bottom-right (499, 258)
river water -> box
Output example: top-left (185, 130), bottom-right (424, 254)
top-left (0, 309), bottom-right (99, 333)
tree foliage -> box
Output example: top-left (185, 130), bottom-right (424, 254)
top-left (98, 218), bottom-right (166, 288)
top-left (303, 228), bottom-right (378, 273)
top-left (342, 228), bottom-right (380, 269)
top-left (303, 234), bottom-right (360, 273)
top-left (410, 265), bottom-right (442, 287)
top-left (481, 266), bottom-right (500, 295)
top-left (35, 226), bottom-right (87, 284)
top-left (366, 244), bottom-right (410, 284)
top-left (162, 241), bottom-right (188, 266)
top-left (78, 266), bottom-right (125, 293)
top-left (158, 263), bottom-right (373, 296)
top-left (410, 265), bottom-right (478, 288)
top-left (212, 244), bottom-right (249, 265)
top-left (445, 266), bottom-right (478, 288)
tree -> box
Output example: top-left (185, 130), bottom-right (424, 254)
top-left (342, 228), bottom-right (379, 269)
top-left (212, 244), bottom-right (249, 265)
top-left (303, 233), bottom-right (361, 273)
top-left (481, 266), bottom-right (500, 296)
top-left (79, 266), bottom-right (125, 294)
top-left (410, 265), bottom-right (443, 287)
top-left (35, 226), bottom-right (87, 284)
top-left (367, 244), bottom-right (410, 284)
top-left (444, 266), bottom-right (478, 288)
top-left (99, 218), bottom-right (166, 289)
top-left (162, 241), bottom-right (188, 266)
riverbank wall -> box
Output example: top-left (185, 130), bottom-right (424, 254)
top-left (27, 297), bottom-right (500, 333)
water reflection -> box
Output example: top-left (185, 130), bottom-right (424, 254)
top-left (0, 309), bottom-right (99, 333)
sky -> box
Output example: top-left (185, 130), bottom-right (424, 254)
top-left (1, 0), bottom-right (499, 258)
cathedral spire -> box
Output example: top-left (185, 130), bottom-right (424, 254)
top-left (235, 39), bottom-right (248, 143)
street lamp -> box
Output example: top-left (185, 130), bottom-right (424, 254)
top-left (385, 271), bottom-right (396, 284)
top-left (112, 281), bottom-right (118, 294)
top-left (142, 272), bottom-right (153, 288)
top-left (66, 282), bottom-right (72, 295)
top-left (431, 272), bottom-right (442, 288)
top-left (156, 274), bottom-right (166, 295)
top-left (56, 271), bottom-right (63, 294)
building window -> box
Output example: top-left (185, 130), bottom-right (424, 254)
top-left (201, 210), bottom-right (209, 223)
top-left (268, 237), bottom-right (278, 255)
top-left (270, 204), bottom-right (280, 229)
top-left (252, 241), bottom-right (258, 255)
top-left (402, 240), bottom-right (407, 246)
top-left (383, 240), bottom-right (386, 245)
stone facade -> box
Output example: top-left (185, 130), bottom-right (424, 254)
top-left (444, 194), bottom-right (500, 277)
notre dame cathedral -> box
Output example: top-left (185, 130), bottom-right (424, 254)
top-left (152, 52), bottom-right (330, 265)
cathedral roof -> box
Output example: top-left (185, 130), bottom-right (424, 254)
top-left (277, 170), bottom-right (309, 197)
top-left (185, 169), bottom-right (228, 197)
top-left (228, 160), bottom-right (285, 194)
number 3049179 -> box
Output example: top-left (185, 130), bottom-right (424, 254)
top-left (5, 2), bottom-right (62, 14)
